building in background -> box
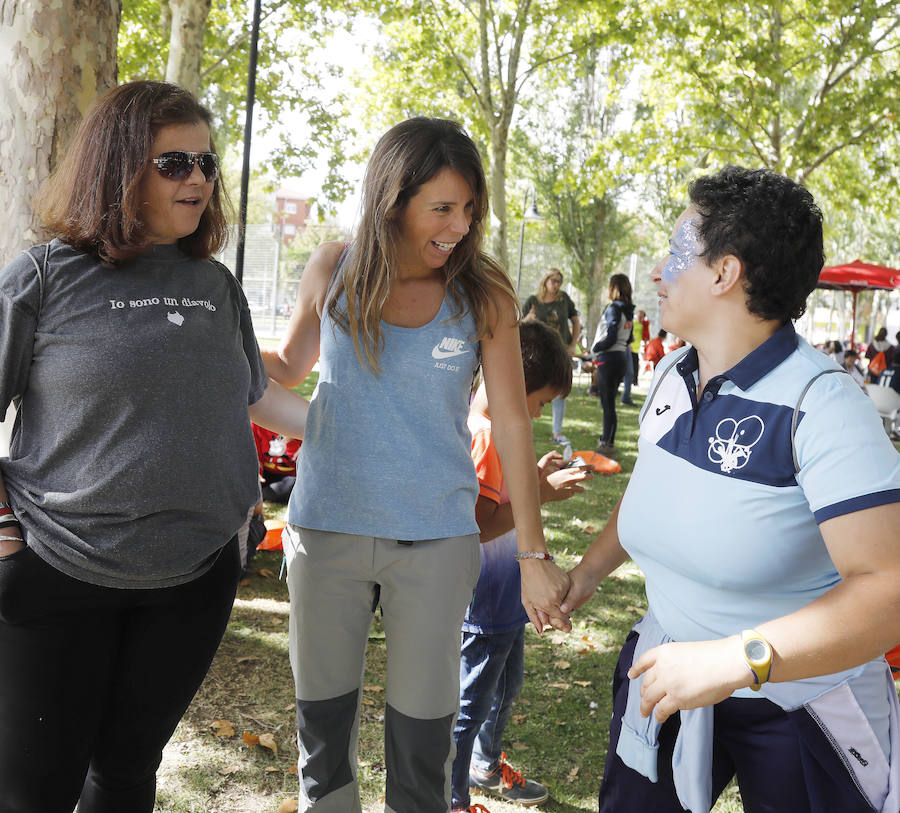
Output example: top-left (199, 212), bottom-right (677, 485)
top-left (274, 187), bottom-right (312, 245)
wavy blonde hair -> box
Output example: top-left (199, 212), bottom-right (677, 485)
top-left (535, 267), bottom-right (564, 301)
top-left (327, 117), bottom-right (518, 371)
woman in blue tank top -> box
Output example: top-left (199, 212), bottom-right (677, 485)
top-left (263, 117), bottom-right (572, 813)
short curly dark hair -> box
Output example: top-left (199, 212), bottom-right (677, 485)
top-left (688, 166), bottom-right (824, 324)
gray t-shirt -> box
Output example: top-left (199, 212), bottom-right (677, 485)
top-left (0, 240), bottom-right (267, 588)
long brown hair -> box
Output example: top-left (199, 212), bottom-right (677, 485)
top-left (327, 117), bottom-right (518, 371)
top-left (608, 273), bottom-right (632, 304)
top-left (38, 80), bottom-right (230, 265)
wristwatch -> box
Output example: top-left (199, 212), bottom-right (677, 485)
top-left (741, 629), bottom-right (773, 691)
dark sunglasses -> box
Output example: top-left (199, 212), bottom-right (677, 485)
top-left (150, 151), bottom-right (220, 182)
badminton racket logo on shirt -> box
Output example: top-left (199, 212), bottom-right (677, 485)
top-left (708, 415), bottom-right (764, 473)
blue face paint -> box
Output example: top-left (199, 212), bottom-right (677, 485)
top-left (661, 219), bottom-right (703, 282)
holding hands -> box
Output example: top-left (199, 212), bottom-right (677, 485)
top-left (520, 451), bottom-right (595, 633)
top-left (520, 558), bottom-right (572, 634)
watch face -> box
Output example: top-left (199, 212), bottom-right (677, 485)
top-left (745, 639), bottom-right (769, 662)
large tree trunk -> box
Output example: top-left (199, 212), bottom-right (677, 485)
top-left (165, 0), bottom-right (211, 96)
top-left (0, 0), bottom-right (119, 265)
top-left (489, 124), bottom-right (509, 268)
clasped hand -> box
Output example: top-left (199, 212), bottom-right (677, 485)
top-left (521, 558), bottom-right (572, 634)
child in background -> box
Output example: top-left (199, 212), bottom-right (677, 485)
top-left (643, 329), bottom-right (667, 369)
top-left (452, 320), bottom-right (593, 812)
top-left (251, 422), bottom-right (301, 503)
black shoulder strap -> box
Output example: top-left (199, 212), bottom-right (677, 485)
top-left (22, 243), bottom-right (49, 316)
top-left (791, 368), bottom-right (848, 474)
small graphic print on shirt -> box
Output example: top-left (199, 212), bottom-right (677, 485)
top-left (268, 435), bottom-right (287, 456)
top-left (107, 296), bottom-right (218, 325)
top-left (707, 415), bottom-right (764, 473)
top-left (432, 336), bottom-right (469, 371)
top-left (432, 337), bottom-right (469, 360)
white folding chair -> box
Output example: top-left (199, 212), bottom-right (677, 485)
top-left (864, 382), bottom-right (900, 437)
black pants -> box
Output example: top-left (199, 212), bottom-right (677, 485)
top-left (599, 630), bottom-right (878, 813)
top-left (595, 352), bottom-right (627, 444)
top-left (0, 538), bottom-right (240, 813)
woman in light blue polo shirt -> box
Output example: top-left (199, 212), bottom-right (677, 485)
top-left (563, 166), bottom-right (900, 813)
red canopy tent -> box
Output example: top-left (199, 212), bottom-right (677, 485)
top-left (815, 260), bottom-right (900, 349)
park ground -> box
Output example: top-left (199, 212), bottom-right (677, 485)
top-left (154, 366), bottom-right (900, 813)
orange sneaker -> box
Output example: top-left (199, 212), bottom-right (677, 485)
top-left (469, 752), bottom-right (549, 806)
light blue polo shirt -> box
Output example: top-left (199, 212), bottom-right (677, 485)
top-left (618, 324), bottom-right (900, 652)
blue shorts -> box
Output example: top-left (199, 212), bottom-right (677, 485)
top-left (598, 630), bottom-right (877, 813)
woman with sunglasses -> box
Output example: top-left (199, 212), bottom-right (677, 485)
top-left (264, 117), bottom-right (571, 812)
top-left (0, 80), bottom-right (306, 813)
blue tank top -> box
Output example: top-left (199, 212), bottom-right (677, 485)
top-left (287, 266), bottom-right (481, 539)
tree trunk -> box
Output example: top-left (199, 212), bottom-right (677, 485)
top-left (165, 0), bottom-right (211, 96)
top-left (0, 0), bottom-right (119, 265)
top-left (489, 123), bottom-right (509, 268)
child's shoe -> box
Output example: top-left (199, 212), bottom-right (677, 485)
top-left (469, 752), bottom-right (548, 806)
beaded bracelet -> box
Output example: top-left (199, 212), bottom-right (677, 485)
top-left (514, 551), bottom-right (555, 562)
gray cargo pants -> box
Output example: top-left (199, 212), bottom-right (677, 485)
top-left (283, 525), bottom-right (482, 813)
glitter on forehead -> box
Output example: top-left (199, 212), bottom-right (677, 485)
top-left (661, 218), bottom-right (703, 281)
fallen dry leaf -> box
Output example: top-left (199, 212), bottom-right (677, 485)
top-left (288, 765), bottom-right (299, 775)
top-left (576, 646), bottom-right (593, 655)
top-left (259, 732), bottom-right (278, 756)
top-left (236, 656), bottom-right (260, 665)
top-left (363, 684), bottom-right (383, 692)
top-left (512, 714), bottom-right (527, 724)
top-left (548, 681), bottom-right (570, 690)
top-left (210, 719), bottom-right (235, 738)
top-left (218, 765), bottom-right (239, 776)
top-left (574, 680), bottom-right (592, 687)
top-left (626, 605), bottom-right (644, 614)
top-left (567, 765), bottom-right (580, 781)
top-left (243, 731), bottom-right (259, 747)
top-left (265, 766), bottom-right (280, 773)
top-left (258, 568), bottom-right (277, 579)
top-left (554, 659), bottom-right (571, 669)
top-left (512, 742), bottom-right (529, 750)
top-left (277, 800), bottom-right (299, 813)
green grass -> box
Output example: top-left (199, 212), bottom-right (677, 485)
top-left (156, 370), bottom-right (752, 812)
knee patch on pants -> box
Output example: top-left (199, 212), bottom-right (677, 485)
top-left (297, 689), bottom-right (360, 802)
top-left (385, 703), bottom-right (454, 813)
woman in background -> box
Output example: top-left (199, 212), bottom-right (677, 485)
top-left (591, 273), bottom-right (634, 457)
top-left (523, 268), bottom-right (581, 445)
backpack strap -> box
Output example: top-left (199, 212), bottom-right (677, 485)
top-left (791, 368), bottom-right (848, 475)
top-left (22, 243), bottom-right (49, 316)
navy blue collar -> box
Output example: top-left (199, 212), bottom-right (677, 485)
top-left (676, 323), bottom-right (798, 393)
